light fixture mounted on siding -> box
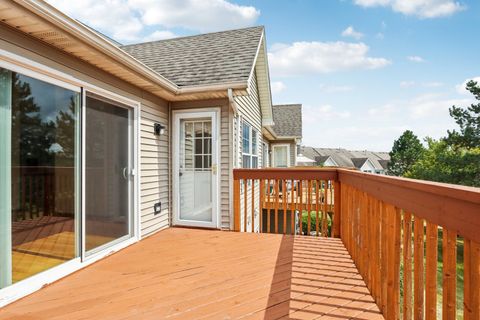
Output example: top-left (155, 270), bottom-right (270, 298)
top-left (154, 123), bottom-right (165, 136)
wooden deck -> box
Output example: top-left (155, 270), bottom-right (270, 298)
top-left (0, 228), bottom-right (383, 320)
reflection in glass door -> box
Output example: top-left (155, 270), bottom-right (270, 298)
top-left (85, 93), bottom-right (133, 254)
top-left (0, 67), bottom-right (80, 288)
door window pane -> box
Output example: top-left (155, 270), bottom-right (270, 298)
top-left (0, 68), bottom-right (80, 287)
top-left (179, 119), bottom-right (213, 222)
top-left (85, 94), bottom-right (131, 253)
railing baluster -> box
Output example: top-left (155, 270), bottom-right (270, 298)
top-left (267, 179), bottom-right (271, 233)
top-left (333, 180), bottom-right (341, 238)
top-left (282, 179), bottom-right (287, 234)
top-left (233, 178), bottom-right (240, 232)
top-left (299, 180), bottom-right (303, 235)
top-left (251, 179), bottom-right (255, 233)
top-left (315, 180), bottom-right (320, 236)
top-left (259, 179), bottom-right (264, 233)
top-left (464, 240), bottom-right (480, 320)
top-left (274, 179), bottom-right (279, 234)
top-left (425, 222), bottom-right (438, 320)
top-left (307, 180), bottom-right (311, 235)
top-left (290, 179), bottom-right (295, 235)
top-left (244, 179), bottom-right (248, 233)
top-left (442, 228), bottom-right (457, 319)
top-left (322, 180), bottom-right (327, 237)
top-left (403, 211), bottom-right (413, 320)
top-left (414, 216), bottom-right (425, 320)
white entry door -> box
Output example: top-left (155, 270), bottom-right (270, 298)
top-left (173, 110), bottom-right (219, 228)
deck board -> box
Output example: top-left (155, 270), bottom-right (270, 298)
top-left (0, 228), bottom-right (384, 320)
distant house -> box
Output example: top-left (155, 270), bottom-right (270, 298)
top-left (264, 104), bottom-right (303, 167)
top-left (300, 147), bottom-right (390, 174)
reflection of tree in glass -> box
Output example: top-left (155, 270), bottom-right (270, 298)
top-left (11, 73), bottom-right (76, 167)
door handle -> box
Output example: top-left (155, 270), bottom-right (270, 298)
top-left (212, 164), bottom-right (217, 175)
top-left (122, 167), bottom-right (128, 180)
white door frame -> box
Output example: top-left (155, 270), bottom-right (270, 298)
top-left (81, 88), bottom-right (141, 260)
top-left (172, 108), bottom-right (220, 229)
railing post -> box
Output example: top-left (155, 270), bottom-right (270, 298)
top-left (233, 178), bottom-right (241, 232)
top-left (333, 180), bottom-right (341, 238)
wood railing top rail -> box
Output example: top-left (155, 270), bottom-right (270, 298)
top-left (337, 168), bottom-right (480, 243)
top-left (233, 167), bottom-right (480, 243)
top-left (233, 168), bottom-right (338, 180)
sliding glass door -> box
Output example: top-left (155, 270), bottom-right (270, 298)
top-left (84, 93), bottom-right (133, 254)
top-left (0, 67), bottom-right (80, 288)
top-left (0, 64), bottom-right (136, 291)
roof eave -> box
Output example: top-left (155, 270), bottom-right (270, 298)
top-left (12, 0), bottom-right (180, 92)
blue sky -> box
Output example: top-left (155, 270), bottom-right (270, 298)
top-left (47, 0), bottom-right (480, 151)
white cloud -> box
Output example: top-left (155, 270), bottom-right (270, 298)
top-left (407, 55), bottom-right (426, 63)
top-left (130, 0), bottom-right (260, 32)
top-left (268, 41), bottom-right (390, 77)
top-left (319, 84), bottom-right (354, 93)
top-left (46, 0), bottom-right (259, 42)
top-left (353, 0), bottom-right (465, 18)
top-left (141, 30), bottom-right (177, 42)
top-left (341, 26), bottom-right (364, 40)
top-left (302, 91), bottom-right (474, 151)
top-left (456, 76), bottom-right (480, 95)
top-left (270, 81), bottom-right (287, 94)
top-left (400, 81), bottom-right (416, 88)
top-left (303, 105), bottom-right (351, 125)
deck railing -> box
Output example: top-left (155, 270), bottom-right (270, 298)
top-left (233, 167), bottom-right (480, 320)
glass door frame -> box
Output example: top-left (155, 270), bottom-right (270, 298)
top-left (80, 87), bottom-right (140, 261)
top-left (0, 49), bottom-right (140, 306)
top-left (172, 108), bottom-right (220, 229)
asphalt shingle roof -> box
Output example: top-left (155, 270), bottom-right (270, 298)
top-left (121, 26), bottom-right (264, 87)
top-left (271, 104), bottom-right (302, 138)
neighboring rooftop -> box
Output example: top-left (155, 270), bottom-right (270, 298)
top-left (271, 104), bottom-right (303, 138)
top-left (301, 147), bottom-right (390, 171)
top-left (122, 26), bottom-right (264, 87)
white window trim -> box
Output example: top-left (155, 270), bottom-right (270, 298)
top-left (241, 120), bottom-right (259, 168)
top-left (0, 47), bottom-right (141, 307)
top-left (272, 144), bottom-right (291, 168)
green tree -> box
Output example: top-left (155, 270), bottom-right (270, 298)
top-left (406, 139), bottom-right (480, 187)
top-left (388, 130), bottom-right (425, 176)
top-left (446, 80), bottom-right (480, 149)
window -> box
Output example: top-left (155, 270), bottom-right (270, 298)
top-left (241, 120), bottom-right (258, 168)
top-left (272, 144), bottom-right (290, 168)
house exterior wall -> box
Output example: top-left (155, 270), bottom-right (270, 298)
top-left (0, 25), bottom-right (170, 238)
top-left (233, 71), bottom-right (264, 232)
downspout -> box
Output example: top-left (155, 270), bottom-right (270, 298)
top-left (227, 88), bottom-right (237, 230)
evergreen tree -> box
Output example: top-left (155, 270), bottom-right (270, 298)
top-left (388, 130), bottom-right (425, 176)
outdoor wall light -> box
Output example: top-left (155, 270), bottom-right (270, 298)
top-left (154, 123), bottom-right (166, 136)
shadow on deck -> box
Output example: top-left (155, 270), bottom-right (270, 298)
top-left (0, 228), bottom-right (383, 320)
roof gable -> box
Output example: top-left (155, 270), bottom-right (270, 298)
top-left (122, 26), bottom-right (264, 88)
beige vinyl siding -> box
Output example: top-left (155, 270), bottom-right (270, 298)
top-left (170, 99), bottom-right (231, 229)
top-left (0, 25), bottom-right (171, 238)
top-left (234, 71), bottom-right (264, 232)
top-left (140, 103), bottom-right (170, 237)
